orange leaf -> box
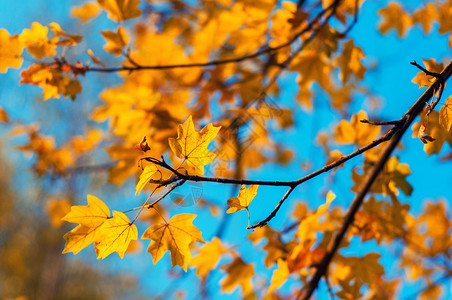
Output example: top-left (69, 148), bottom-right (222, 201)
top-left (98, 0), bottom-right (141, 22)
top-left (0, 29), bottom-right (24, 73)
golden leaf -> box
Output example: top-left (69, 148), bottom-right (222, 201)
top-left (98, 0), bottom-right (141, 22)
top-left (0, 29), bottom-right (23, 73)
top-left (221, 257), bottom-right (255, 295)
top-left (439, 96), bottom-right (452, 131)
top-left (101, 27), bottom-right (129, 57)
top-left (226, 184), bottom-right (258, 213)
top-left (142, 213), bottom-right (204, 271)
top-left (62, 195), bottom-right (110, 255)
top-left (334, 111), bottom-right (380, 146)
top-left (190, 237), bottom-right (227, 277)
top-left (412, 110), bottom-right (452, 155)
top-left (47, 198), bottom-right (71, 227)
top-left (411, 59), bottom-right (444, 89)
top-left (20, 22), bottom-right (57, 59)
top-left (95, 211), bottom-right (138, 259)
top-left (135, 165), bottom-right (158, 196)
top-left (71, 2), bottom-right (100, 23)
top-left (336, 40), bottom-right (366, 84)
top-left (48, 23), bottom-right (83, 46)
top-left (169, 115), bottom-right (221, 175)
top-left (378, 2), bottom-right (413, 37)
top-left (269, 259), bottom-right (290, 292)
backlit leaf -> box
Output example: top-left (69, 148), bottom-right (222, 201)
top-left (20, 22), bottom-right (57, 58)
top-left (0, 29), bottom-right (23, 73)
top-left (439, 96), bottom-right (452, 131)
top-left (190, 237), bottom-right (227, 277)
top-left (101, 27), bottom-right (129, 57)
top-left (169, 116), bottom-right (221, 175)
top-left (71, 2), bottom-right (100, 23)
top-left (135, 165), bottom-right (158, 196)
top-left (142, 213), bottom-right (204, 271)
top-left (98, 0), bottom-right (141, 22)
top-left (335, 111), bottom-right (380, 146)
top-left (221, 257), bottom-right (255, 295)
top-left (226, 184), bottom-right (258, 213)
top-left (95, 211), bottom-right (138, 259)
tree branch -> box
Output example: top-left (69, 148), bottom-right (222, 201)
top-left (83, 1), bottom-right (342, 73)
top-left (298, 59), bottom-right (452, 300)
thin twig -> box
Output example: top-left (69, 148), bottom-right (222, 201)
top-left (410, 60), bottom-right (442, 78)
top-left (148, 179), bottom-right (187, 208)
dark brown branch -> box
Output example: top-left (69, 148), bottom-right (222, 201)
top-left (298, 59), bottom-right (452, 300)
top-left (360, 119), bottom-right (401, 126)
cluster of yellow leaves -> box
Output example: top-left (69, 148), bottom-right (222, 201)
top-left (20, 63), bottom-right (82, 100)
top-left (16, 127), bottom-right (101, 175)
top-left (16, 129), bottom-right (75, 175)
top-left (351, 196), bottom-right (411, 244)
top-left (379, 1), bottom-right (452, 47)
top-left (352, 156), bottom-right (413, 197)
top-left (62, 195), bottom-right (137, 259)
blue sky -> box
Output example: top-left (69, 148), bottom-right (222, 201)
top-left (0, 0), bottom-right (451, 299)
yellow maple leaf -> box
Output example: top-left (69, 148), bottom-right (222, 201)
top-left (221, 257), bottom-right (255, 295)
top-left (98, 0), bottom-right (141, 22)
top-left (413, 3), bottom-right (438, 34)
top-left (0, 29), bottom-right (24, 73)
top-left (20, 63), bottom-right (82, 100)
top-left (135, 165), bottom-right (158, 196)
top-left (411, 58), bottom-right (444, 88)
top-left (142, 213), bottom-right (204, 271)
top-left (71, 2), bottom-right (100, 23)
top-left (269, 259), bottom-right (290, 292)
top-left (296, 191), bottom-right (336, 244)
top-left (289, 50), bottom-right (331, 90)
top-left (378, 2), bottom-right (413, 37)
top-left (101, 27), bottom-right (129, 57)
top-left (335, 280), bottom-right (363, 300)
top-left (439, 96), bottom-right (452, 131)
top-left (48, 23), bottom-right (83, 46)
top-left (95, 211), bottom-right (138, 259)
top-left (20, 22), bottom-right (57, 59)
top-left (169, 116), bottom-right (221, 175)
top-left (62, 195), bottom-right (110, 255)
top-left (333, 253), bottom-right (385, 286)
top-left (190, 237), bottom-right (227, 277)
top-left (47, 198), bottom-right (71, 227)
top-left (412, 110), bottom-right (452, 155)
top-left (70, 129), bottom-right (102, 154)
top-left (336, 40), bottom-right (366, 84)
top-left (335, 111), bottom-right (381, 146)
top-left (226, 185), bottom-right (258, 213)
